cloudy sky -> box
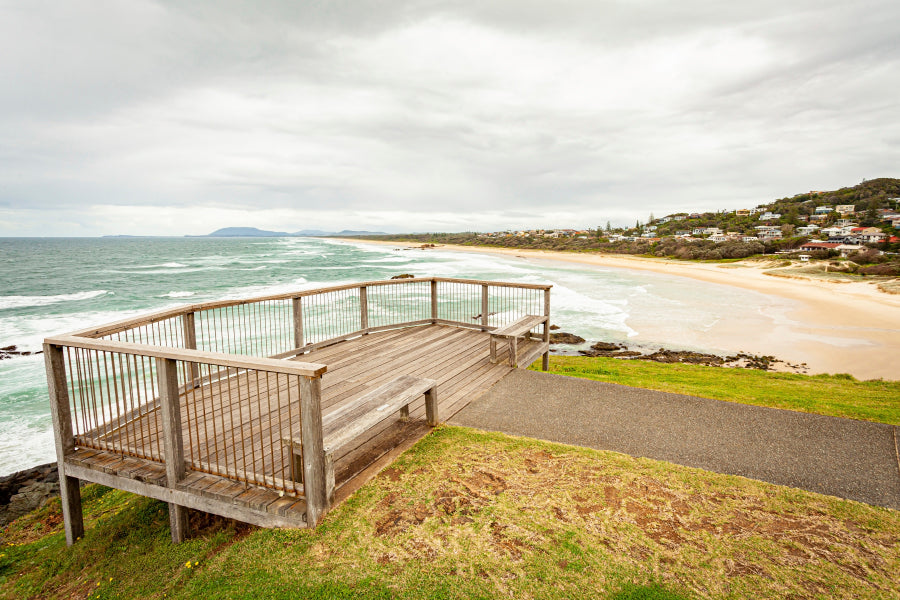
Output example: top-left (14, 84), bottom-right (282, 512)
top-left (1, 1), bottom-right (898, 236)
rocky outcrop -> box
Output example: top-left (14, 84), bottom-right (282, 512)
top-left (0, 463), bottom-right (60, 525)
top-left (579, 341), bottom-right (643, 358)
top-left (0, 345), bottom-right (42, 360)
top-left (390, 274), bottom-right (415, 279)
top-left (549, 332), bottom-right (586, 345)
top-left (572, 340), bottom-right (807, 373)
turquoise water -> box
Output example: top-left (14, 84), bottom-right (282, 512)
top-left (0, 236), bottom-right (794, 474)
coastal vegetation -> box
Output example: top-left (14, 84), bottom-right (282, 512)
top-left (3, 426), bottom-right (899, 599)
top-left (358, 177), bottom-right (900, 273)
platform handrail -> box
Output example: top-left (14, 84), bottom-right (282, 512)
top-left (44, 334), bottom-right (327, 378)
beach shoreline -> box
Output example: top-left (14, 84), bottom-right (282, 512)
top-left (336, 239), bottom-right (900, 381)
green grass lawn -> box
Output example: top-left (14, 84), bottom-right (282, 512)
top-left (534, 356), bottom-right (900, 425)
top-left (3, 426), bottom-right (899, 600)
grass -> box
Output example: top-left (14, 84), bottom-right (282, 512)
top-left (2, 427), bottom-right (899, 599)
top-left (535, 355), bottom-right (900, 425)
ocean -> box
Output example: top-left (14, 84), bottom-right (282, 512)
top-left (0, 236), bottom-right (796, 474)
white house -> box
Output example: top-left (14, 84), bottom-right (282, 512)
top-left (835, 205), bottom-right (856, 214)
top-left (759, 212), bottom-right (781, 220)
top-left (814, 206), bottom-right (834, 214)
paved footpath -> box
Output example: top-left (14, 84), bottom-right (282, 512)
top-left (449, 369), bottom-right (900, 510)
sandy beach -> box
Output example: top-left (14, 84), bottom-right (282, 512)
top-left (344, 239), bottom-right (900, 381)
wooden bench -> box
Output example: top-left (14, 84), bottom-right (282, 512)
top-left (489, 314), bottom-right (549, 367)
top-left (283, 374), bottom-right (438, 506)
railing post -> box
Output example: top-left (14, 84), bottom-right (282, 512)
top-left (182, 311), bottom-right (199, 387)
top-left (430, 279), bottom-right (438, 324)
top-left (156, 357), bottom-right (189, 543)
top-left (293, 297), bottom-right (304, 350)
top-left (359, 286), bottom-right (369, 332)
top-left (481, 284), bottom-right (489, 331)
top-left (43, 343), bottom-right (84, 546)
top-left (542, 287), bottom-right (551, 371)
top-left (299, 375), bottom-right (328, 526)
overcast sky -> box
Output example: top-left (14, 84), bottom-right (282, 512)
top-left (1, 1), bottom-right (898, 236)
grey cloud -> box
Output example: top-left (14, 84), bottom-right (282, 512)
top-left (1, 0), bottom-right (898, 235)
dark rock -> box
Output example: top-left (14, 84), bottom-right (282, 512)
top-left (549, 325), bottom-right (560, 330)
top-left (580, 349), bottom-right (643, 358)
top-left (549, 332), bottom-right (585, 345)
top-left (0, 462), bottom-right (61, 525)
top-left (0, 345), bottom-right (41, 360)
top-left (590, 341), bottom-right (623, 352)
top-left (390, 274), bottom-right (416, 279)
top-left (471, 312), bottom-right (498, 321)
top-left (635, 350), bottom-right (726, 366)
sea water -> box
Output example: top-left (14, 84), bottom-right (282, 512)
top-left (0, 236), bottom-right (795, 474)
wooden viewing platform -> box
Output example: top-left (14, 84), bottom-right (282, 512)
top-left (43, 277), bottom-right (551, 544)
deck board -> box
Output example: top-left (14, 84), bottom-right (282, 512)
top-left (68, 324), bottom-right (544, 527)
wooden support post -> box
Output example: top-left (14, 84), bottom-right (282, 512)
top-left (182, 311), bottom-right (199, 387)
top-left (324, 450), bottom-right (335, 507)
top-left (508, 336), bottom-right (518, 368)
top-left (292, 297), bottom-right (304, 350)
top-left (359, 286), bottom-right (369, 332)
top-left (299, 375), bottom-right (328, 525)
top-left (542, 288), bottom-right (551, 371)
top-left (425, 386), bottom-right (439, 426)
top-left (43, 343), bottom-right (84, 546)
top-left (481, 284), bottom-right (489, 331)
top-left (430, 279), bottom-right (438, 324)
top-left (156, 357), bottom-right (189, 543)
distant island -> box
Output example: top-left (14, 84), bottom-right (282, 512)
top-left (192, 227), bottom-right (388, 238)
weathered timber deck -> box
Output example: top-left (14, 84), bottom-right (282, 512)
top-left (62, 324), bottom-right (544, 528)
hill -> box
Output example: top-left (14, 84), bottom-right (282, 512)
top-left (205, 227), bottom-right (291, 237)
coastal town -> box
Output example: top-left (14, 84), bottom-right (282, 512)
top-left (355, 180), bottom-right (900, 273)
top-left (476, 197), bottom-right (900, 254)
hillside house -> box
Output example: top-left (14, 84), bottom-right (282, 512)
top-left (800, 241), bottom-right (840, 252)
top-left (759, 212), bottom-right (781, 220)
top-left (835, 205), bottom-right (856, 214)
top-left (814, 206), bottom-right (834, 215)
top-left (735, 209), bottom-right (751, 217)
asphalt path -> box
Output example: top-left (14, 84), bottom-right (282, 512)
top-left (449, 369), bottom-right (900, 510)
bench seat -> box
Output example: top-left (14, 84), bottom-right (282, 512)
top-left (283, 374), bottom-right (438, 505)
top-left (489, 315), bottom-right (549, 367)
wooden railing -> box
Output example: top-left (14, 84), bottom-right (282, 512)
top-left (44, 277), bottom-right (551, 540)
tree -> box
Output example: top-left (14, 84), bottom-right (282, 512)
top-left (606, 221), bottom-right (612, 232)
